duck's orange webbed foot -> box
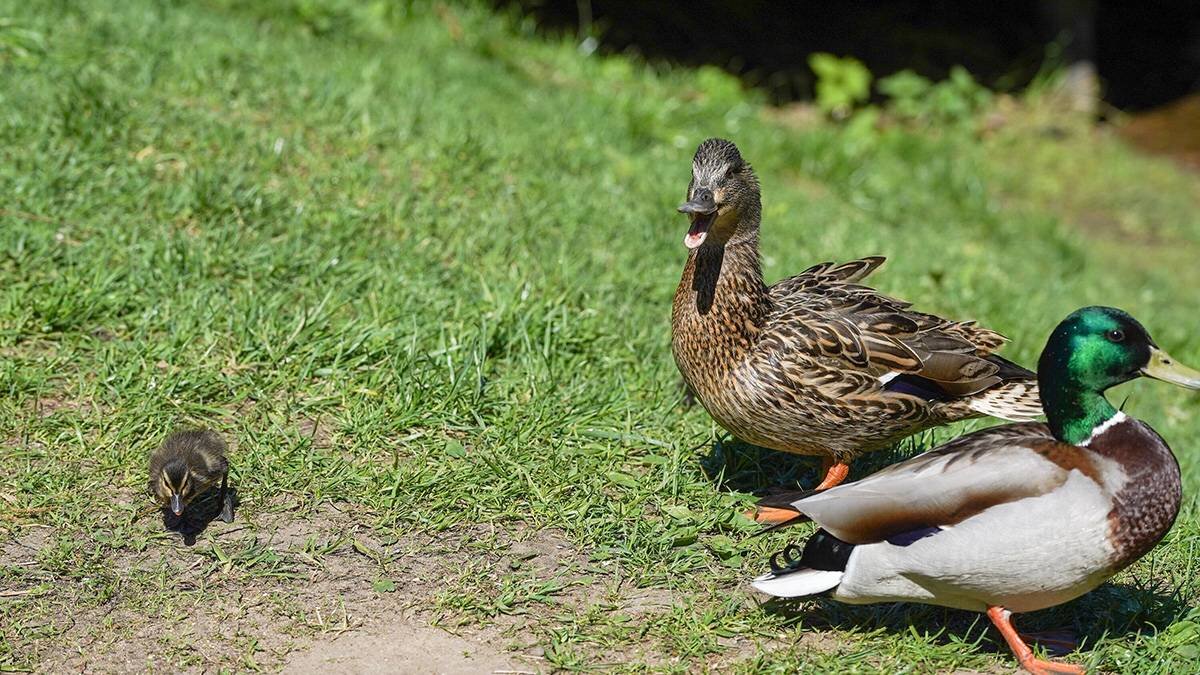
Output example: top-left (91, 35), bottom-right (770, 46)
top-left (987, 606), bottom-right (1085, 675)
top-left (813, 458), bottom-right (849, 491)
top-left (746, 506), bottom-right (801, 525)
top-left (743, 458), bottom-right (849, 524)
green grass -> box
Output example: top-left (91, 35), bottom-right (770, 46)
top-left (2, 0), bottom-right (1200, 672)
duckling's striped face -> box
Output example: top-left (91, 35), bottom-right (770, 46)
top-left (154, 461), bottom-right (198, 516)
top-left (678, 138), bottom-right (760, 249)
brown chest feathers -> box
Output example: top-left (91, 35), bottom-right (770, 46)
top-left (671, 241), bottom-right (768, 387)
top-left (1090, 418), bottom-right (1183, 567)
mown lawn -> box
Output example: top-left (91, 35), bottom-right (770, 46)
top-left (2, 1), bottom-right (1200, 672)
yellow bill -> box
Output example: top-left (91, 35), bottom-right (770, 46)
top-left (1142, 347), bottom-right (1200, 390)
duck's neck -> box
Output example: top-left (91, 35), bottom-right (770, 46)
top-left (672, 228), bottom-right (770, 376)
top-left (688, 234), bottom-right (768, 316)
top-left (1040, 378), bottom-right (1119, 446)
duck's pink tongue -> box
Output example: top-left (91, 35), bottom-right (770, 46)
top-left (684, 231), bottom-right (707, 249)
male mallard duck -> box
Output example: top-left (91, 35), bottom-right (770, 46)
top-left (672, 138), bottom-right (1040, 514)
top-left (750, 306), bottom-right (1199, 674)
top-left (149, 428), bottom-right (234, 523)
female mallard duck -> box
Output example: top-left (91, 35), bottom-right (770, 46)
top-left (672, 138), bottom-right (1040, 513)
top-left (750, 306), bottom-right (1199, 674)
top-left (149, 428), bottom-right (234, 523)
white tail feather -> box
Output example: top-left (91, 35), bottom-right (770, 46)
top-left (967, 382), bottom-right (1042, 422)
top-left (751, 569), bottom-right (843, 598)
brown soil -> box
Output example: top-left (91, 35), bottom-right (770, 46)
top-left (1117, 94), bottom-right (1200, 171)
top-left (282, 623), bottom-right (533, 674)
top-left (2, 504), bottom-right (596, 673)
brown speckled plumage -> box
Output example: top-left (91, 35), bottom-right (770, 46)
top-left (671, 139), bottom-right (1041, 467)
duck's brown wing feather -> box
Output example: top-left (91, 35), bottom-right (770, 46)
top-left (766, 256), bottom-right (1027, 398)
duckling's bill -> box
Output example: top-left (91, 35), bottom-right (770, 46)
top-left (1142, 347), bottom-right (1200, 389)
top-left (170, 493), bottom-right (184, 516)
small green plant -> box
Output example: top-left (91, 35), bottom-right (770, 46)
top-left (878, 66), bottom-right (993, 127)
top-left (808, 52), bottom-right (872, 119)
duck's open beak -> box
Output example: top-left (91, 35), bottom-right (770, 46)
top-left (1142, 347), bottom-right (1200, 389)
top-left (678, 190), bottom-right (717, 249)
top-left (170, 493), bottom-right (184, 516)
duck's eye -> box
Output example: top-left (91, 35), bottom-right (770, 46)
top-left (1107, 329), bottom-right (1125, 343)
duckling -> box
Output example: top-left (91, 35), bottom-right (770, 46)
top-left (671, 138), bottom-right (1041, 516)
top-left (149, 428), bottom-right (234, 523)
top-left (750, 306), bottom-right (1200, 674)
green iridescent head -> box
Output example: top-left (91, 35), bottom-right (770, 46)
top-left (1038, 306), bottom-right (1200, 444)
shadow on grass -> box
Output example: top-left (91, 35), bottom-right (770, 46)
top-left (759, 576), bottom-right (1192, 661)
top-left (161, 486), bottom-right (239, 546)
top-left (697, 433), bottom-right (934, 497)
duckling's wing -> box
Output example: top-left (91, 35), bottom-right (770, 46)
top-left (768, 256), bottom-right (1032, 405)
top-left (201, 449), bottom-right (229, 477)
top-left (781, 422), bottom-right (1097, 545)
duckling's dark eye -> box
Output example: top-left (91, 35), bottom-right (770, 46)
top-left (1106, 329), bottom-right (1125, 343)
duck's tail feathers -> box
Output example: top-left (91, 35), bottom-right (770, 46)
top-left (751, 569), bottom-right (843, 598)
top-left (751, 529), bottom-right (854, 597)
top-left (966, 379), bottom-right (1042, 421)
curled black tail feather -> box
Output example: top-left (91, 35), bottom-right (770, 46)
top-left (768, 543), bottom-right (806, 574)
top-left (770, 529), bottom-right (855, 575)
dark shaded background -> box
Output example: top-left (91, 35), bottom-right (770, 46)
top-left (503, 0), bottom-right (1200, 111)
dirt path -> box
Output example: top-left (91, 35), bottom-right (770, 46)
top-left (1117, 93), bottom-right (1200, 171)
top-left (4, 502), bottom-right (572, 672)
top-left (282, 622), bottom-right (537, 674)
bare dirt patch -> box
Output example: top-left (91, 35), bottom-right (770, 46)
top-left (3, 498), bottom-right (879, 672)
top-left (4, 505), bottom-right (608, 672)
top-left (22, 503), bottom-right (398, 672)
top-left (282, 622), bottom-right (534, 674)
top-left (1117, 94), bottom-right (1200, 172)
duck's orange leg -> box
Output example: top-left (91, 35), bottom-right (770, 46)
top-left (813, 457), bottom-right (850, 491)
top-left (987, 606), bottom-right (1085, 675)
